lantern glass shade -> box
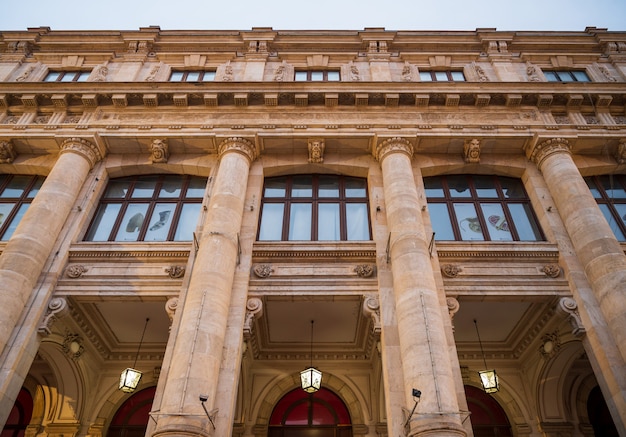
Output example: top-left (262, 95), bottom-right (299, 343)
top-left (119, 368), bottom-right (143, 393)
top-left (478, 369), bottom-right (499, 394)
top-left (300, 367), bottom-right (322, 393)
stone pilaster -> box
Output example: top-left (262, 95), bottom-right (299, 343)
top-left (527, 137), bottom-right (626, 434)
top-left (0, 137), bottom-right (102, 428)
top-left (376, 137), bottom-right (466, 437)
top-left (151, 137), bottom-right (256, 437)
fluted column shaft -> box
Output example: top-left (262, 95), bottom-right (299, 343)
top-left (0, 138), bottom-right (102, 427)
top-left (376, 138), bottom-right (466, 437)
top-left (151, 138), bottom-right (256, 437)
top-left (528, 138), bottom-right (626, 433)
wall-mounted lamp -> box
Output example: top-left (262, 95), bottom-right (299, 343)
top-left (403, 388), bottom-right (422, 428)
top-left (474, 319), bottom-right (499, 394)
top-left (119, 317), bottom-right (149, 393)
top-left (300, 320), bottom-right (322, 393)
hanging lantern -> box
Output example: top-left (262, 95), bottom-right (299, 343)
top-left (118, 318), bottom-right (149, 393)
top-left (301, 320), bottom-right (322, 393)
top-left (478, 369), bottom-right (499, 394)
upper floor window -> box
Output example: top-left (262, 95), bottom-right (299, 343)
top-left (585, 175), bottom-right (626, 241)
top-left (295, 70), bottom-right (340, 82)
top-left (258, 175), bottom-right (370, 241)
top-left (544, 70), bottom-right (590, 82)
top-left (0, 174), bottom-right (45, 241)
top-left (425, 175), bottom-right (543, 241)
top-left (85, 175), bottom-right (206, 242)
top-left (44, 71), bottom-right (90, 82)
top-left (419, 71), bottom-right (466, 82)
top-left (169, 71), bottom-right (216, 82)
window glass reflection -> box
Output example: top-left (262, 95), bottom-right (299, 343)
top-left (258, 204), bottom-right (284, 240)
top-left (289, 203), bottom-right (312, 240)
top-left (346, 203), bottom-right (370, 240)
top-left (454, 203), bottom-right (484, 241)
top-left (85, 203), bottom-right (122, 241)
top-left (319, 175), bottom-right (339, 198)
top-left (448, 175), bottom-right (471, 198)
top-left (318, 203), bottom-right (340, 240)
top-left (114, 204), bottom-right (149, 241)
top-left (1, 203), bottom-right (29, 241)
top-left (131, 178), bottom-right (158, 198)
top-left (144, 203), bottom-right (174, 241)
top-left (480, 203), bottom-right (512, 241)
top-left (345, 178), bottom-right (367, 197)
top-left (428, 203), bottom-right (455, 240)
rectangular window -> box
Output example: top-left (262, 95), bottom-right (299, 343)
top-left (0, 175), bottom-right (45, 241)
top-left (295, 70), bottom-right (340, 81)
top-left (544, 70), bottom-right (590, 82)
top-left (585, 175), bottom-right (626, 241)
top-left (44, 71), bottom-right (90, 82)
top-left (258, 175), bottom-right (371, 241)
top-left (419, 71), bottom-right (465, 82)
top-left (169, 71), bottom-right (216, 82)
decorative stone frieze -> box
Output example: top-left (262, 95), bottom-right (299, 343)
top-left (146, 64), bottom-right (161, 81)
top-left (441, 264), bottom-right (462, 278)
top-left (362, 295), bottom-right (381, 335)
top-left (91, 64), bottom-right (108, 82)
top-left (253, 264), bottom-right (273, 278)
top-left (463, 138), bottom-right (481, 163)
top-left (557, 297), bottom-right (585, 337)
top-left (0, 140), bottom-right (17, 163)
top-left (218, 137), bottom-right (257, 163)
top-left (616, 140), bottom-right (626, 164)
top-left (541, 264), bottom-right (561, 278)
top-left (374, 137), bottom-right (413, 162)
top-left (15, 65), bottom-right (35, 82)
top-left (150, 138), bottom-right (169, 163)
top-left (38, 297), bottom-right (69, 336)
top-left (165, 265), bottom-right (185, 279)
top-left (539, 331), bottom-right (561, 359)
top-left (60, 137), bottom-right (103, 169)
top-left (308, 139), bottom-right (325, 163)
top-left (65, 264), bottom-right (88, 278)
top-left (354, 264), bottom-right (375, 278)
top-left (526, 138), bottom-right (571, 169)
top-left (526, 62), bottom-right (542, 82)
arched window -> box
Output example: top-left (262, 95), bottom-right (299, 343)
top-left (1, 388), bottom-right (33, 437)
top-left (269, 388), bottom-right (352, 437)
top-left (424, 175), bottom-right (543, 241)
top-left (107, 386), bottom-right (155, 437)
top-left (465, 385), bottom-right (512, 437)
top-left (258, 175), bottom-right (370, 241)
top-left (0, 174), bottom-right (45, 241)
top-left (85, 175), bottom-right (206, 242)
top-left (585, 175), bottom-right (626, 241)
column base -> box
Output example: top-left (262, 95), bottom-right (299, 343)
top-left (407, 417), bottom-right (467, 437)
top-left (151, 422), bottom-right (214, 437)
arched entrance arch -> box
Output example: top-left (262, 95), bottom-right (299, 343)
top-left (0, 388), bottom-right (33, 437)
top-left (107, 386), bottom-right (155, 437)
top-left (269, 387), bottom-right (351, 436)
top-left (253, 373), bottom-right (367, 435)
top-left (464, 385), bottom-right (512, 436)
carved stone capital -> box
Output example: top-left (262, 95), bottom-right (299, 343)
top-left (60, 137), bottom-right (103, 169)
top-left (557, 297), bottom-right (585, 337)
top-left (616, 139), bottom-right (626, 165)
top-left (38, 297), bottom-right (69, 336)
top-left (150, 138), bottom-right (169, 163)
top-left (244, 297), bottom-right (263, 338)
top-left (526, 138), bottom-right (571, 169)
top-left (218, 137), bottom-right (257, 163)
top-left (374, 137), bottom-right (414, 162)
top-left (463, 138), bottom-right (481, 163)
top-left (308, 139), bottom-right (325, 163)
top-left (165, 297), bottom-right (179, 325)
top-left (362, 295), bottom-right (381, 335)
top-left (0, 140), bottom-right (17, 163)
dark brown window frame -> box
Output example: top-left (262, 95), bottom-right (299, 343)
top-left (169, 70), bottom-right (216, 82)
top-left (544, 70), bottom-right (590, 82)
top-left (258, 174), bottom-right (371, 241)
top-left (44, 71), bottom-right (90, 82)
top-left (0, 174), bottom-right (44, 240)
top-left (425, 174), bottom-right (544, 242)
top-left (294, 70), bottom-right (341, 81)
top-left (85, 174), bottom-right (205, 242)
top-left (585, 174), bottom-right (626, 241)
top-left (419, 70), bottom-right (466, 82)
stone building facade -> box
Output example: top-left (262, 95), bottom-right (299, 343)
top-left (0, 26), bottom-right (625, 437)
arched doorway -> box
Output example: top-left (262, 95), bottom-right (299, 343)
top-left (587, 386), bottom-right (619, 437)
top-left (465, 385), bottom-right (512, 437)
top-left (107, 386), bottom-right (155, 437)
top-left (1, 388), bottom-right (33, 437)
top-left (269, 388), bottom-right (352, 437)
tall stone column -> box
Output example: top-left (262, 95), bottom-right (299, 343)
top-left (0, 137), bottom-right (102, 427)
top-left (151, 137), bottom-right (256, 437)
top-left (527, 137), bottom-right (626, 433)
top-left (376, 137), bottom-right (466, 437)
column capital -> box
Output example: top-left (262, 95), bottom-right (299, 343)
top-left (60, 137), bottom-right (103, 169)
top-left (374, 137), bottom-right (414, 162)
top-left (526, 137), bottom-right (571, 169)
top-left (218, 137), bottom-right (257, 163)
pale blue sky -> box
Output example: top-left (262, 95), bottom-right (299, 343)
top-left (1, 0), bottom-right (624, 32)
